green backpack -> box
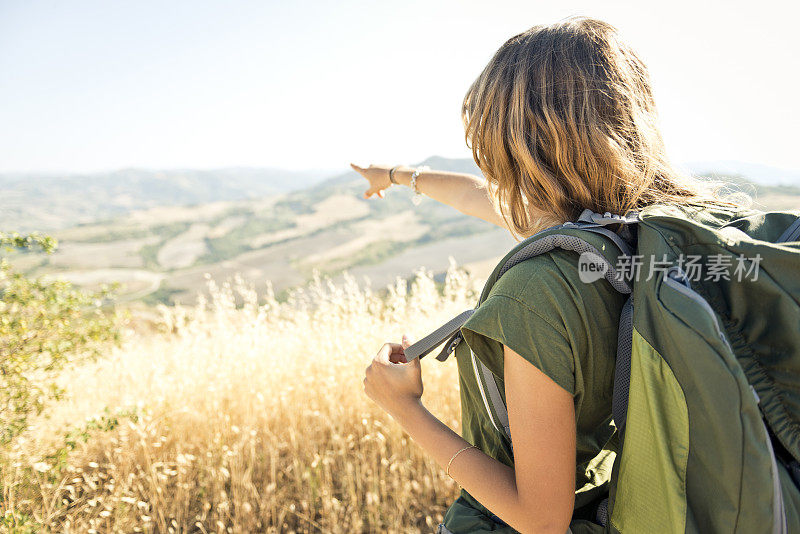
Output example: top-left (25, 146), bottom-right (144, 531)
top-left (405, 203), bottom-right (800, 533)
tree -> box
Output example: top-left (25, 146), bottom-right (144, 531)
top-left (0, 232), bottom-right (119, 444)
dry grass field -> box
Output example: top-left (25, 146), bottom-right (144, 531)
top-left (1, 262), bottom-right (482, 533)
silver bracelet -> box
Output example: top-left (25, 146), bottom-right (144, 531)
top-left (409, 165), bottom-right (429, 206)
top-left (389, 165), bottom-right (401, 185)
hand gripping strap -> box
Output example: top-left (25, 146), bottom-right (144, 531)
top-left (403, 309), bottom-right (474, 362)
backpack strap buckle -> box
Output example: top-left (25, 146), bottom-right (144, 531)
top-left (577, 209), bottom-right (640, 226)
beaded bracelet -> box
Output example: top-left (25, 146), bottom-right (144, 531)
top-left (410, 165), bottom-right (429, 205)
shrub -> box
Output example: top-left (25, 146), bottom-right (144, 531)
top-left (0, 232), bottom-right (120, 444)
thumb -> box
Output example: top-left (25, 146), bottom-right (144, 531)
top-left (401, 334), bottom-right (413, 350)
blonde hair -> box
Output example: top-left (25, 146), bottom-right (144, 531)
top-left (463, 16), bottom-right (736, 239)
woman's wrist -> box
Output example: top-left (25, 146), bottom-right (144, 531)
top-left (390, 165), bottom-right (414, 187)
top-left (387, 396), bottom-right (427, 428)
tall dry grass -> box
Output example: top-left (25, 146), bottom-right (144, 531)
top-left (1, 260), bottom-right (484, 533)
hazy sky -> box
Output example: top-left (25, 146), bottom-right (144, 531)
top-left (1, 0), bottom-right (798, 174)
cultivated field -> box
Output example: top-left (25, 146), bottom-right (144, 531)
top-left (12, 158), bottom-right (795, 310)
top-left (16, 178), bottom-right (505, 306)
top-left (1, 263), bottom-right (481, 533)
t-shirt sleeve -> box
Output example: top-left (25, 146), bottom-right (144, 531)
top-left (460, 259), bottom-right (577, 396)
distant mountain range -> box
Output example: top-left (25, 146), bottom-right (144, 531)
top-left (2, 157), bottom-right (798, 233)
top-left (6, 155), bottom-right (798, 307)
top-left (685, 160), bottom-right (800, 186)
top-left (320, 156), bottom-right (800, 189)
top-left (0, 167), bottom-right (332, 231)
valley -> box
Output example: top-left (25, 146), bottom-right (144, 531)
top-left (7, 157), bottom-right (799, 306)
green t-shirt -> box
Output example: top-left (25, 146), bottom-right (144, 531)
top-left (441, 248), bottom-right (627, 533)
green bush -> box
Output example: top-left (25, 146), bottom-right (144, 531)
top-left (0, 232), bottom-right (120, 444)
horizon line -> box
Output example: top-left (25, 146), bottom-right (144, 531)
top-left (1, 156), bottom-right (800, 179)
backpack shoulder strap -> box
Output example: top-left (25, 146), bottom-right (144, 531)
top-left (404, 211), bottom-right (638, 446)
top-left (777, 215), bottom-right (800, 243)
top-left (403, 213), bottom-right (635, 362)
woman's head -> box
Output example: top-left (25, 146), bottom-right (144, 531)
top-left (463, 16), bottom-right (726, 239)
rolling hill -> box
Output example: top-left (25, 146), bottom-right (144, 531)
top-left (0, 167), bottom-right (334, 231)
top-left (6, 156), bottom-right (800, 306)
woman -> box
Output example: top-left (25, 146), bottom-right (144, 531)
top-left (352, 17), bottom-right (729, 534)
